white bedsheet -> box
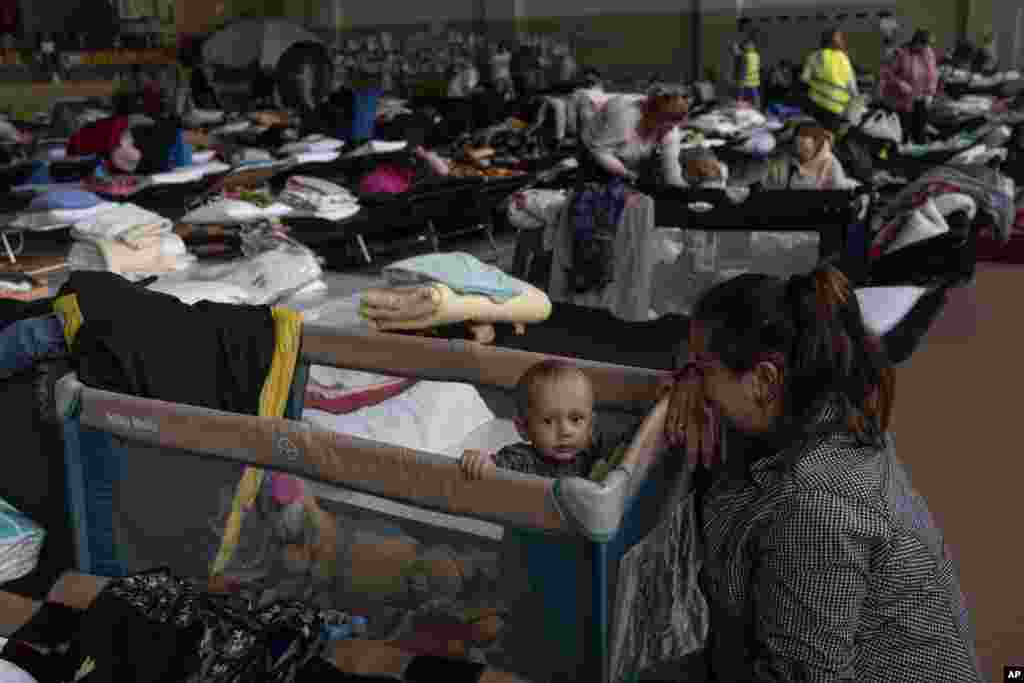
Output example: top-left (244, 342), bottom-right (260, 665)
top-left (303, 381), bottom-right (509, 539)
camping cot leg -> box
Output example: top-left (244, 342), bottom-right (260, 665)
top-left (1, 231), bottom-right (21, 264)
top-left (426, 220), bottom-right (441, 252)
top-left (355, 234), bottom-right (373, 264)
top-left (484, 224), bottom-right (501, 262)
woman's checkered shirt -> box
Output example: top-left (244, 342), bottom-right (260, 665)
top-left (699, 419), bottom-right (983, 682)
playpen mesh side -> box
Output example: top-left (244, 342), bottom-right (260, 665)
top-left (60, 383), bottom-right (704, 683)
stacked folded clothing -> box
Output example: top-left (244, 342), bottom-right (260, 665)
top-left (71, 203), bottom-right (172, 246)
top-left (67, 203), bottom-right (194, 278)
top-left (383, 251), bottom-right (525, 302)
top-left (360, 252), bottom-right (552, 332)
top-left (279, 176), bottom-right (360, 219)
top-left (361, 285), bottom-right (447, 322)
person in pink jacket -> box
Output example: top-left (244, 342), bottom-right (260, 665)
top-left (880, 29), bottom-right (938, 144)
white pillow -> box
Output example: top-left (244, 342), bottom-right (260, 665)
top-left (855, 287), bottom-right (928, 336)
top-left (304, 380), bottom-right (495, 456)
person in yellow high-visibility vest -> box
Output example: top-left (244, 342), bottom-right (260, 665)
top-left (736, 36), bottom-right (761, 108)
top-left (801, 28), bottom-right (859, 131)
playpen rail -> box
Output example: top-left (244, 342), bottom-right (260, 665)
top-left (300, 323), bottom-right (671, 414)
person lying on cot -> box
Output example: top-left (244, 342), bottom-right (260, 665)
top-left (461, 359), bottom-right (613, 479)
top-left (647, 263), bottom-right (982, 682)
top-left (66, 115), bottom-right (210, 176)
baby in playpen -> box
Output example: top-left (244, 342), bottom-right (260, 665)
top-left (461, 359), bottom-right (621, 480)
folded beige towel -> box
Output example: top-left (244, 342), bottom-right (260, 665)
top-left (71, 235), bottom-right (182, 276)
top-left (360, 286), bottom-right (442, 321)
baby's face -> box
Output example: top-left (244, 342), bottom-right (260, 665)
top-left (522, 375), bottom-right (595, 462)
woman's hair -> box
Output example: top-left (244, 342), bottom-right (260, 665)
top-left (909, 29), bottom-right (933, 48)
top-left (794, 122), bottom-right (833, 151)
top-left (686, 156), bottom-right (724, 182)
top-left (580, 67), bottom-right (602, 88)
top-left (693, 263), bottom-right (894, 462)
top-left (822, 28), bottom-right (846, 51)
top-left (642, 88), bottom-right (690, 126)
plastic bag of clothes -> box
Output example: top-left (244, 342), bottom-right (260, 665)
top-left (189, 222), bottom-right (324, 305)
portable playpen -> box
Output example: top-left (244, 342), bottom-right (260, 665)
top-left (54, 321), bottom-right (705, 683)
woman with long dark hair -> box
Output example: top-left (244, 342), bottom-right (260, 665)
top-left (650, 263), bottom-right (983, 682)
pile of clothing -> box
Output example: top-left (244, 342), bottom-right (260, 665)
top-left (67, 202), bottom-right (193, 279)
top-left (278, 176), bottom-right (361, 221)
top-left (940, 67), bottom-right (1022, 90)
top-left (185, 222), bottom-right (325, 305)
top-left (8, 190), bottom-right (193, 278)
top-left (687, 106), bottom-right (782, 157)
top-left (360, 251), bottom-right (550, 334)
top-left (898, 121), bottom-right (1013, 159)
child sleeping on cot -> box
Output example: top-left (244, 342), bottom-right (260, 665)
top-left (461, 359), bottom-right (619, 480)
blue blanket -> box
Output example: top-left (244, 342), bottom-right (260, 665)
top-left (384, 252), bottom-right (524, 302)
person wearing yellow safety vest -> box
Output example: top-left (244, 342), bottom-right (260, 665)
top-left (735, 36), bottom-right (761, 108)
top-left (801, 28), bottom-right (859, 131)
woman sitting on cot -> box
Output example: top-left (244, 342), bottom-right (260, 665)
top-left (727, 122), bottom-right (859, 191)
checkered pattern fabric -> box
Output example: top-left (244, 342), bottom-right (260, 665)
top-left (698, 409), bottom-right (983, 681)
